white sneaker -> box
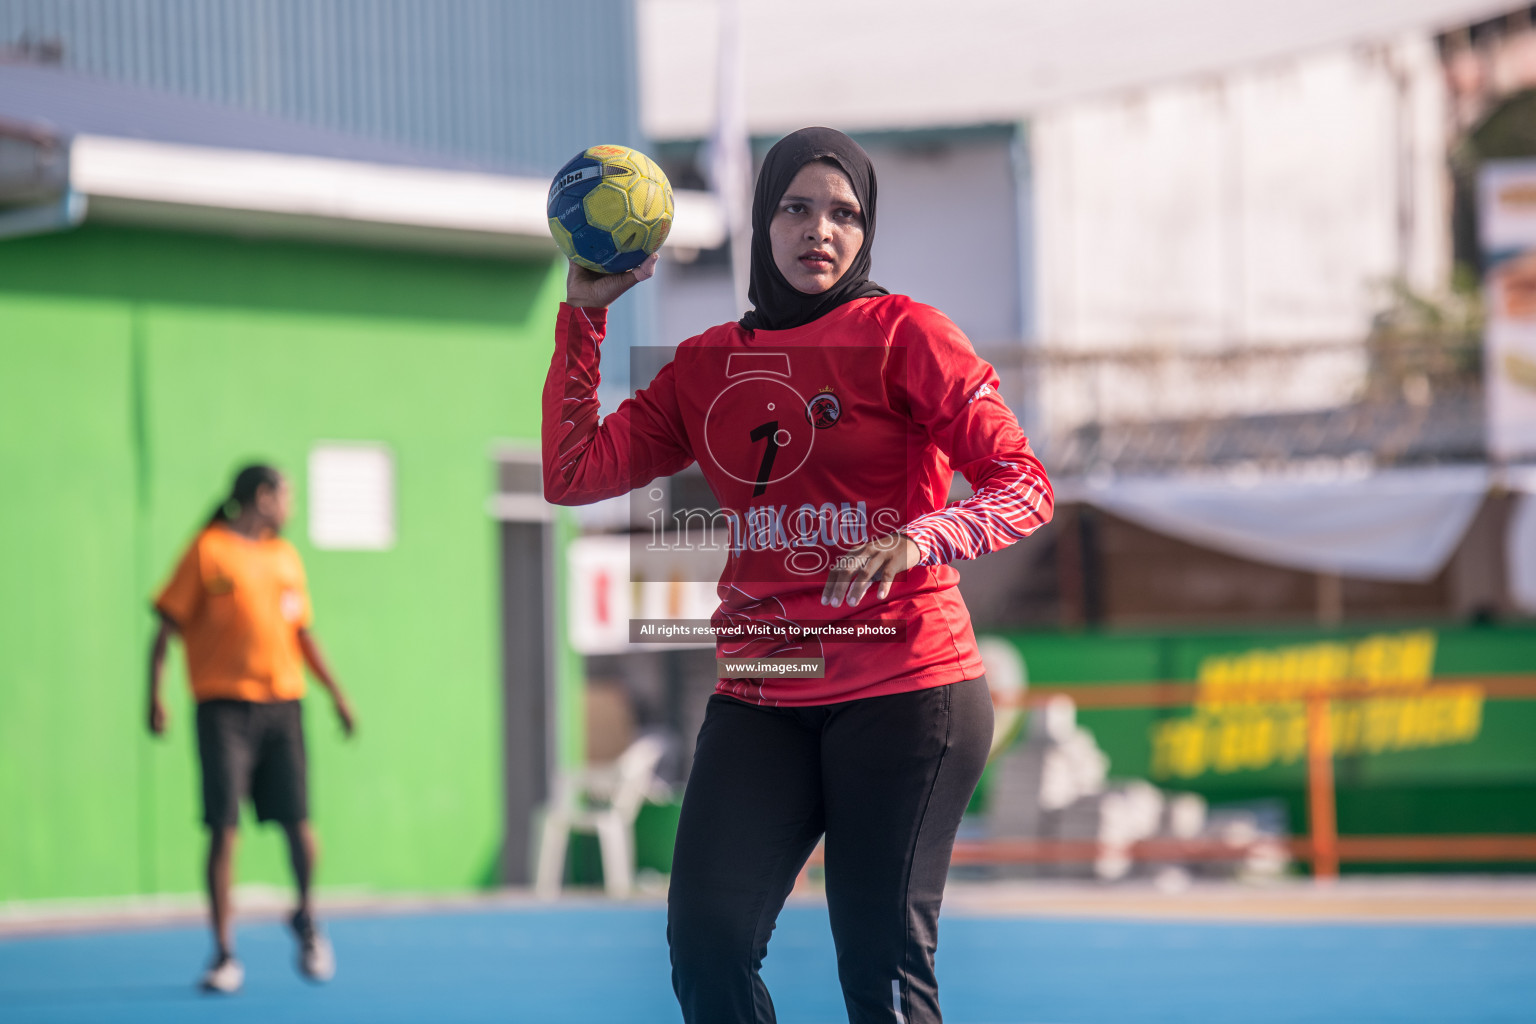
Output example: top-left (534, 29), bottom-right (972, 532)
top-left (199, 955), bottom-right (244, 994)
top-left (291, 910), bottom-right (336, 983)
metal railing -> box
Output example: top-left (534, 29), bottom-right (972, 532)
top-left (974, 334), bottom-right (1484, 476)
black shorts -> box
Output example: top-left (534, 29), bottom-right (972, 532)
top-left (196, 699), bottom-right (309, 828)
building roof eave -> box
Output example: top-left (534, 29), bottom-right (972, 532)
top-left (65, 135), bottom-right (725, 257)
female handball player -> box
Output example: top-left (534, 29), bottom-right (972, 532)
top-left (542, 126), bottom-right (1054, 1024)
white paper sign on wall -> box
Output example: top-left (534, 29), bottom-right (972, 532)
top-left (308, 443), bottom-right (396, 550)
top-left (566, 534), bottom-right (720, 654)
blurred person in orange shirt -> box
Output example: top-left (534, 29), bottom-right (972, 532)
top-left (148, 464), bottom-right (356, 995)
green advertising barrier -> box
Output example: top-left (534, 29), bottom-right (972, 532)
top-left (987, 625), bottom-right (1536, 870)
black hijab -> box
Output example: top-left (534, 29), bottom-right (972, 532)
top-left (738, 127), bottom-right (888, 332)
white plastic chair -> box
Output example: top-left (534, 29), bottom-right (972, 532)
top-left (534, 733), bottom-right (670, 898)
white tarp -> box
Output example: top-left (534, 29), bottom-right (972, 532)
top-left (1059, 465), bottom-right (1492, 582)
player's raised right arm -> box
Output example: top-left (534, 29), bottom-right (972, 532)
top-left (542, 256), bottom-right (693, 505)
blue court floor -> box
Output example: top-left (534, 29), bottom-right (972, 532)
top-left (1, 903), bottom-right (1533, 1023)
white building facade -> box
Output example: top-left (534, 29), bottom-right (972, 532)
top-left (640, 0), bottom-right (1499, 446)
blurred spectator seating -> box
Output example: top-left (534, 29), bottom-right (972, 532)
top-left (987, 696), bottom-right (1289, 881)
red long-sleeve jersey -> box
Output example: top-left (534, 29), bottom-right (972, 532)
top-left (543, 294), bottom-right (1054, 705)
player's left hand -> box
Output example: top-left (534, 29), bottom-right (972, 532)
top-left (148, 696), bottom-right (168, 737)
top-left (822, 531), bottom-right (921, 608)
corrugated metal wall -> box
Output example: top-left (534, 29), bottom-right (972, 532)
top-left (0, 0), bottom-right (640, 175)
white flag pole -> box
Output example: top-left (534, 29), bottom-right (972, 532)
top-left (707, 0), bottom-right (753, 316)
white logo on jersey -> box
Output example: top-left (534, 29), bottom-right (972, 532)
top-left (280, 589), bottom-right (304, 623)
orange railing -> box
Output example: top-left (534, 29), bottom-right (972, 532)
top-left (943, 834), bottom-right (1536, 866)
top-left (798, 833), bottom-right (1536, 890)
top-left (751, 674), bottom-right (1521, 890)
top-left (1006, 674), bottom-right (1536, 709)
top-left (793, 675), bottom-right (1536, 886)
top-left (987, 674), bottom-right (1536, 880)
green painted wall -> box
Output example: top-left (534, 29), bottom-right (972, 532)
top-left (0, 295), bottom-right (141, 901)
top-left (0, 225), bottom-right (571, 902)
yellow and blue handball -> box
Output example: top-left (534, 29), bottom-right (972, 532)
top-left (547, 144), bottom-right (674, 274)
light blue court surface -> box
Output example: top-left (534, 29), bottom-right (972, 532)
top-left (2, 905), bottom-right (1533, 1023)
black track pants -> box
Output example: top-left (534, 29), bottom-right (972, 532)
top-left (667, 677), bottom-right (993, 1024)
